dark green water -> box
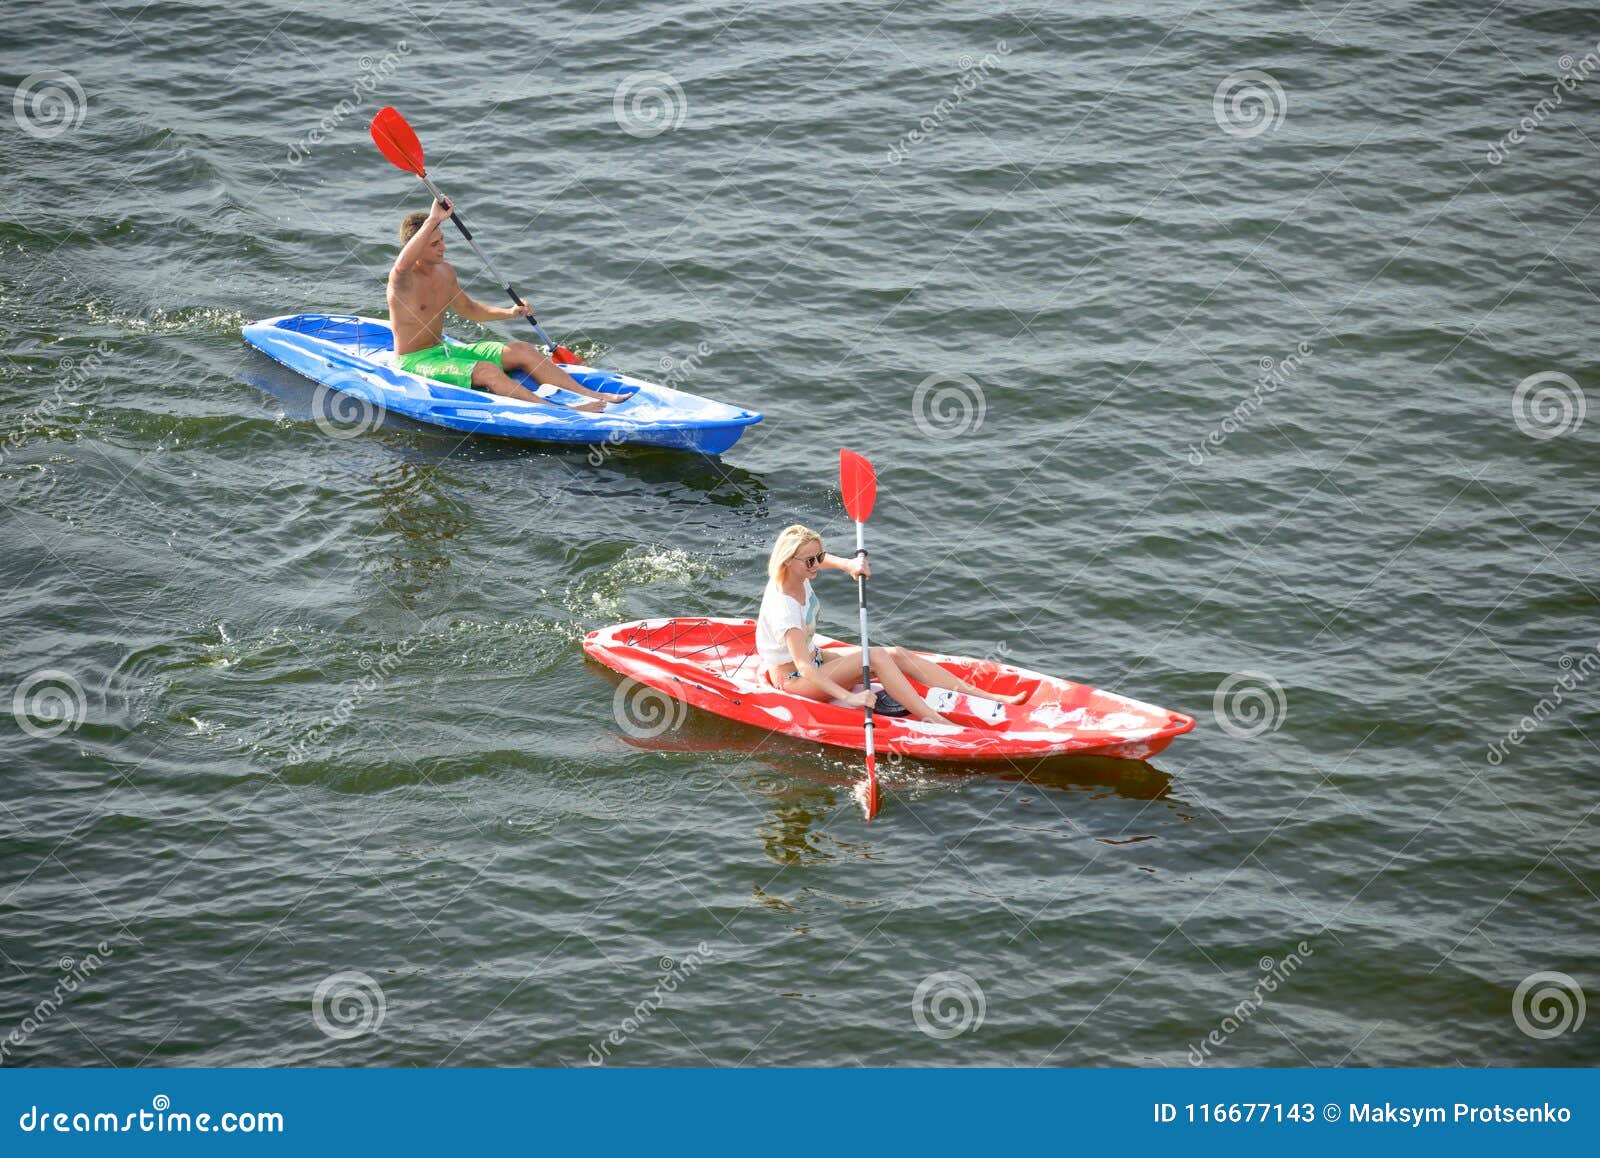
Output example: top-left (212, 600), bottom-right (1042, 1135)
top-left (2, 1), bottom-right (1596, 1067)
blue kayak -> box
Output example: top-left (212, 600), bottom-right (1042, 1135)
top-left (241, 314), bottom-right (762, 455)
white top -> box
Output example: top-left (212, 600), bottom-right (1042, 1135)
top-left (755, 580), bottom-right (818, 670)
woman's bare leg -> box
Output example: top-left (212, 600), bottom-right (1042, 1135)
top-left (787, 647), bottom-right (950, 724)
top-left (862, 647), bottom-right (950, 723)
top-left (885, 646), bottom-right (1030, 705)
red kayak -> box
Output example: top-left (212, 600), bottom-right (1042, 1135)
top-left (583, 617), bottom-right (1195, 762)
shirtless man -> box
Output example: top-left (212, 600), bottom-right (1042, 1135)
top-left (387, 197), bottom-right (625, 411)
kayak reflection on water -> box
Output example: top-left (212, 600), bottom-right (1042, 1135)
top-left (756, 524), bottom-right (1030, 725)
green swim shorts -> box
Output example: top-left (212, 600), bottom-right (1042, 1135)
top-left (395, 339), bottom-right (507, 389)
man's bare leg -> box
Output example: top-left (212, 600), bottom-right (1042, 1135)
top-left (501, 342), bottom-right (627, 403)
top-left (471, 361), bottom-right (604, 412)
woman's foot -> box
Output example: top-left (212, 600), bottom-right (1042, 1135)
top-left (955, 686), bottom-right (1029, 706)
top-left (913, 709), bottom-right (952, 725)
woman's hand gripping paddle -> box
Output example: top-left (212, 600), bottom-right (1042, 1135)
top-left (840, 448), bottom-right (880, 819)
top-left (369, 106), bottom-right (580, 364)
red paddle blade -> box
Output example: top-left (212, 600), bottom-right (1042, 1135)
top-left (864, 755), bottom-right (880, 819)
top-left (370, 106), bottom-right (426, 176)
top-left (840, 448), bottom-right (877, 523)
top-left (551, 346), bottom-right (581, 365)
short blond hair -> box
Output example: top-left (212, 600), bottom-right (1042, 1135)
top-left (767, 524), bottom-right (824, 585)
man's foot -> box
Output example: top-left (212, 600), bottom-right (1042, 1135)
top-left (596, 391), bottom-right (629, 404)
top-left (574, 400), bottom-right (606, 413)
top-left (913, 710), bottom-right (952, 725)
top-left (994, 689), bottom-right (1031, 706)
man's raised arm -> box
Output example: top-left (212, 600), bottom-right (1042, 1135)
top-left (393, 197), bottom-right (451, 275)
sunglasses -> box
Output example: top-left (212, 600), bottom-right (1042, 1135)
top-left (794, 552), bottom-right (826, 568)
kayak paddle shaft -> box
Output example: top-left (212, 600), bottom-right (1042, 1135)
top-left (838, 447), bottom-right (881, 818)
top-left (416, 173), bottom-right (562, 353)
top-left (853, 520), bottom-right (877, 810)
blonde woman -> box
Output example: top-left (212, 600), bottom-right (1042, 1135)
top-left (756, 524), bottom-right (1028, 724)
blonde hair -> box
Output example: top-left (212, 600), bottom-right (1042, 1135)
top-left (767, 524), bottom-right (824, 585)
